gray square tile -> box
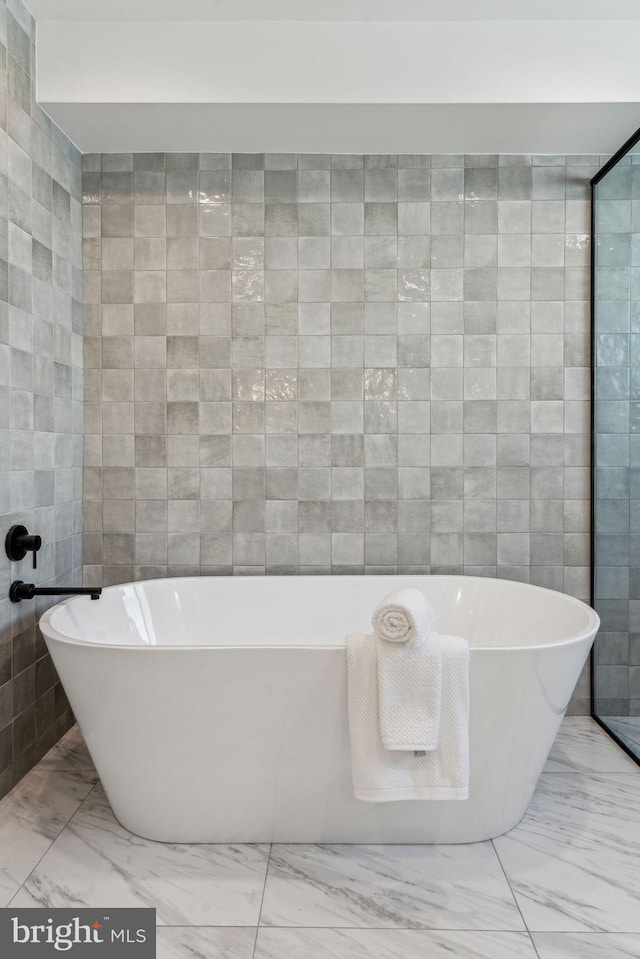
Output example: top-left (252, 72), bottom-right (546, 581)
top-left (77, 155), bottom-right (593, 713)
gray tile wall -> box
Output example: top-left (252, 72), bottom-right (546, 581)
top-left (593, 149), bottom-right (640, 718)
top-left (0, 0), bottom-right (83, 799)
top-left (83, 151), bottom-right (593, 713)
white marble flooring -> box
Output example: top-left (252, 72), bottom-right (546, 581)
top-left (0, 718), bottom-right (638, 958)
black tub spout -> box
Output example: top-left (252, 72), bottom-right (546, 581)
top-left (9, 581), bottom-right (102, 603)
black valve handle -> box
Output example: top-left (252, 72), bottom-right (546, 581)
top-left (5, 526), bottom-right (42, 569)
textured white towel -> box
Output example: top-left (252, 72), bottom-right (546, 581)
top-left (372, 588), bottom-right (440, 751)
top-left (376, 632), bottom-right (442, 751)
top-left (346, 632), bottom-right (470, 802)
top-left (371, 588), bottom-right (436, 646)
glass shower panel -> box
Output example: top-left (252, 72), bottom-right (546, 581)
top-left (592, 130), bottom-right (640, 761)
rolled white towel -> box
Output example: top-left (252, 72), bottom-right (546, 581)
top-left (371, 588), bottom-right (441, 752)
top-left (371, 588), bottom-right (436, 647)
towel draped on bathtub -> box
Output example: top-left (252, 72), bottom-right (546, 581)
top-left (372, 589), bottom-right (442, 751)
top-left (346, 631), bottom-right (470, 801)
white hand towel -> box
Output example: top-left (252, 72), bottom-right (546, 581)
top-left (346, 632), bottom-right (470, 802)
top-left (372, 589), bottom-right (440, 751)
top-left (371, 588), bottom-right (436, 646)
top-left (375, 631), bottom-right (442, 751)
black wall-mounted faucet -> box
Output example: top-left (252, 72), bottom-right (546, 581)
top-left (9, 582), bottom-right (102, 603)
top-left (5, 525), bottom-right (102, 603)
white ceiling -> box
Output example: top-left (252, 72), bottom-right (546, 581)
top-left (37, 21), bottom-right (640, 105)
top-left (25, 0), bottom-right (640, 21)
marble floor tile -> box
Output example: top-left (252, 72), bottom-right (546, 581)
top-left (0, 768), bottom-right (97, 907)
top-left (156, 927), bottom-right (256, 959)
top-left (38, 724), bottom-right (96, 772)
top-left (260, 842), bottom-right (524, 929)
top-left (544, 718), bottom-right (639, 773)
top-left (494, 772), bottom-right (640, 932)
top-left (533, 933), bottom-right (640, 958)
top-left (11, 785), bottom-right (270, 925)
top-left (254, 929), bottom-right (539, 958)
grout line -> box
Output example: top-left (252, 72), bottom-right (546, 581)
top-left (491, 838), bottom-right (542, 959)
top-left (157, 923), bottom-right (589, 932)
top-left (251, 843), bottom-right (272, 959)
top-left (189, 923), bottom-right (551, 930)
top-left (6, 774), bottom-right (99, 908)
top-left (541, 771), bottom-right (640, 778)
top-left (541, 769), bottom-right (640, 774)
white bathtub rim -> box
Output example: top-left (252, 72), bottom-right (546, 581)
top-left (39, 574), bottom-right (600, 654)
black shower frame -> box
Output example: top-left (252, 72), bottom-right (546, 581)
top-left (590, 124), bottom-right (640, 765)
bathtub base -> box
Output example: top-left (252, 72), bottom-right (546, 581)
top-left (49, 635), bottom-right (591, 844)
top-left (108, 774), bottom-right (535, 845)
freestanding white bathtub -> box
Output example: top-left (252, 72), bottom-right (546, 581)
top-left (39, 575), bottom-right (599, 844)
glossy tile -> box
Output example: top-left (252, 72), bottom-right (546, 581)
top-left (83, 153), bottom-right (592, 608)
top-left (0, 768), bottom-right (97, 906)
top-left (38, 725), bottom-right (96, 772)
top-left (12, 785), bottom-right (270, 925)
top-left (2, 0), bottom-right (84, 797)
top-left (533, 933), bottom-right (640, 959)
top-left (260, 842), bottom-right (524, 929)
top-left (494, 772), bottom-right (640, 931)
top-left (156, 927), bottom-right (256, 959)
top-left (2, 719), bottom-right (638, 947)
top-left (544, 718), bottom-right (639, 773)
top-left (254, 929), bottom-right (538, 959)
